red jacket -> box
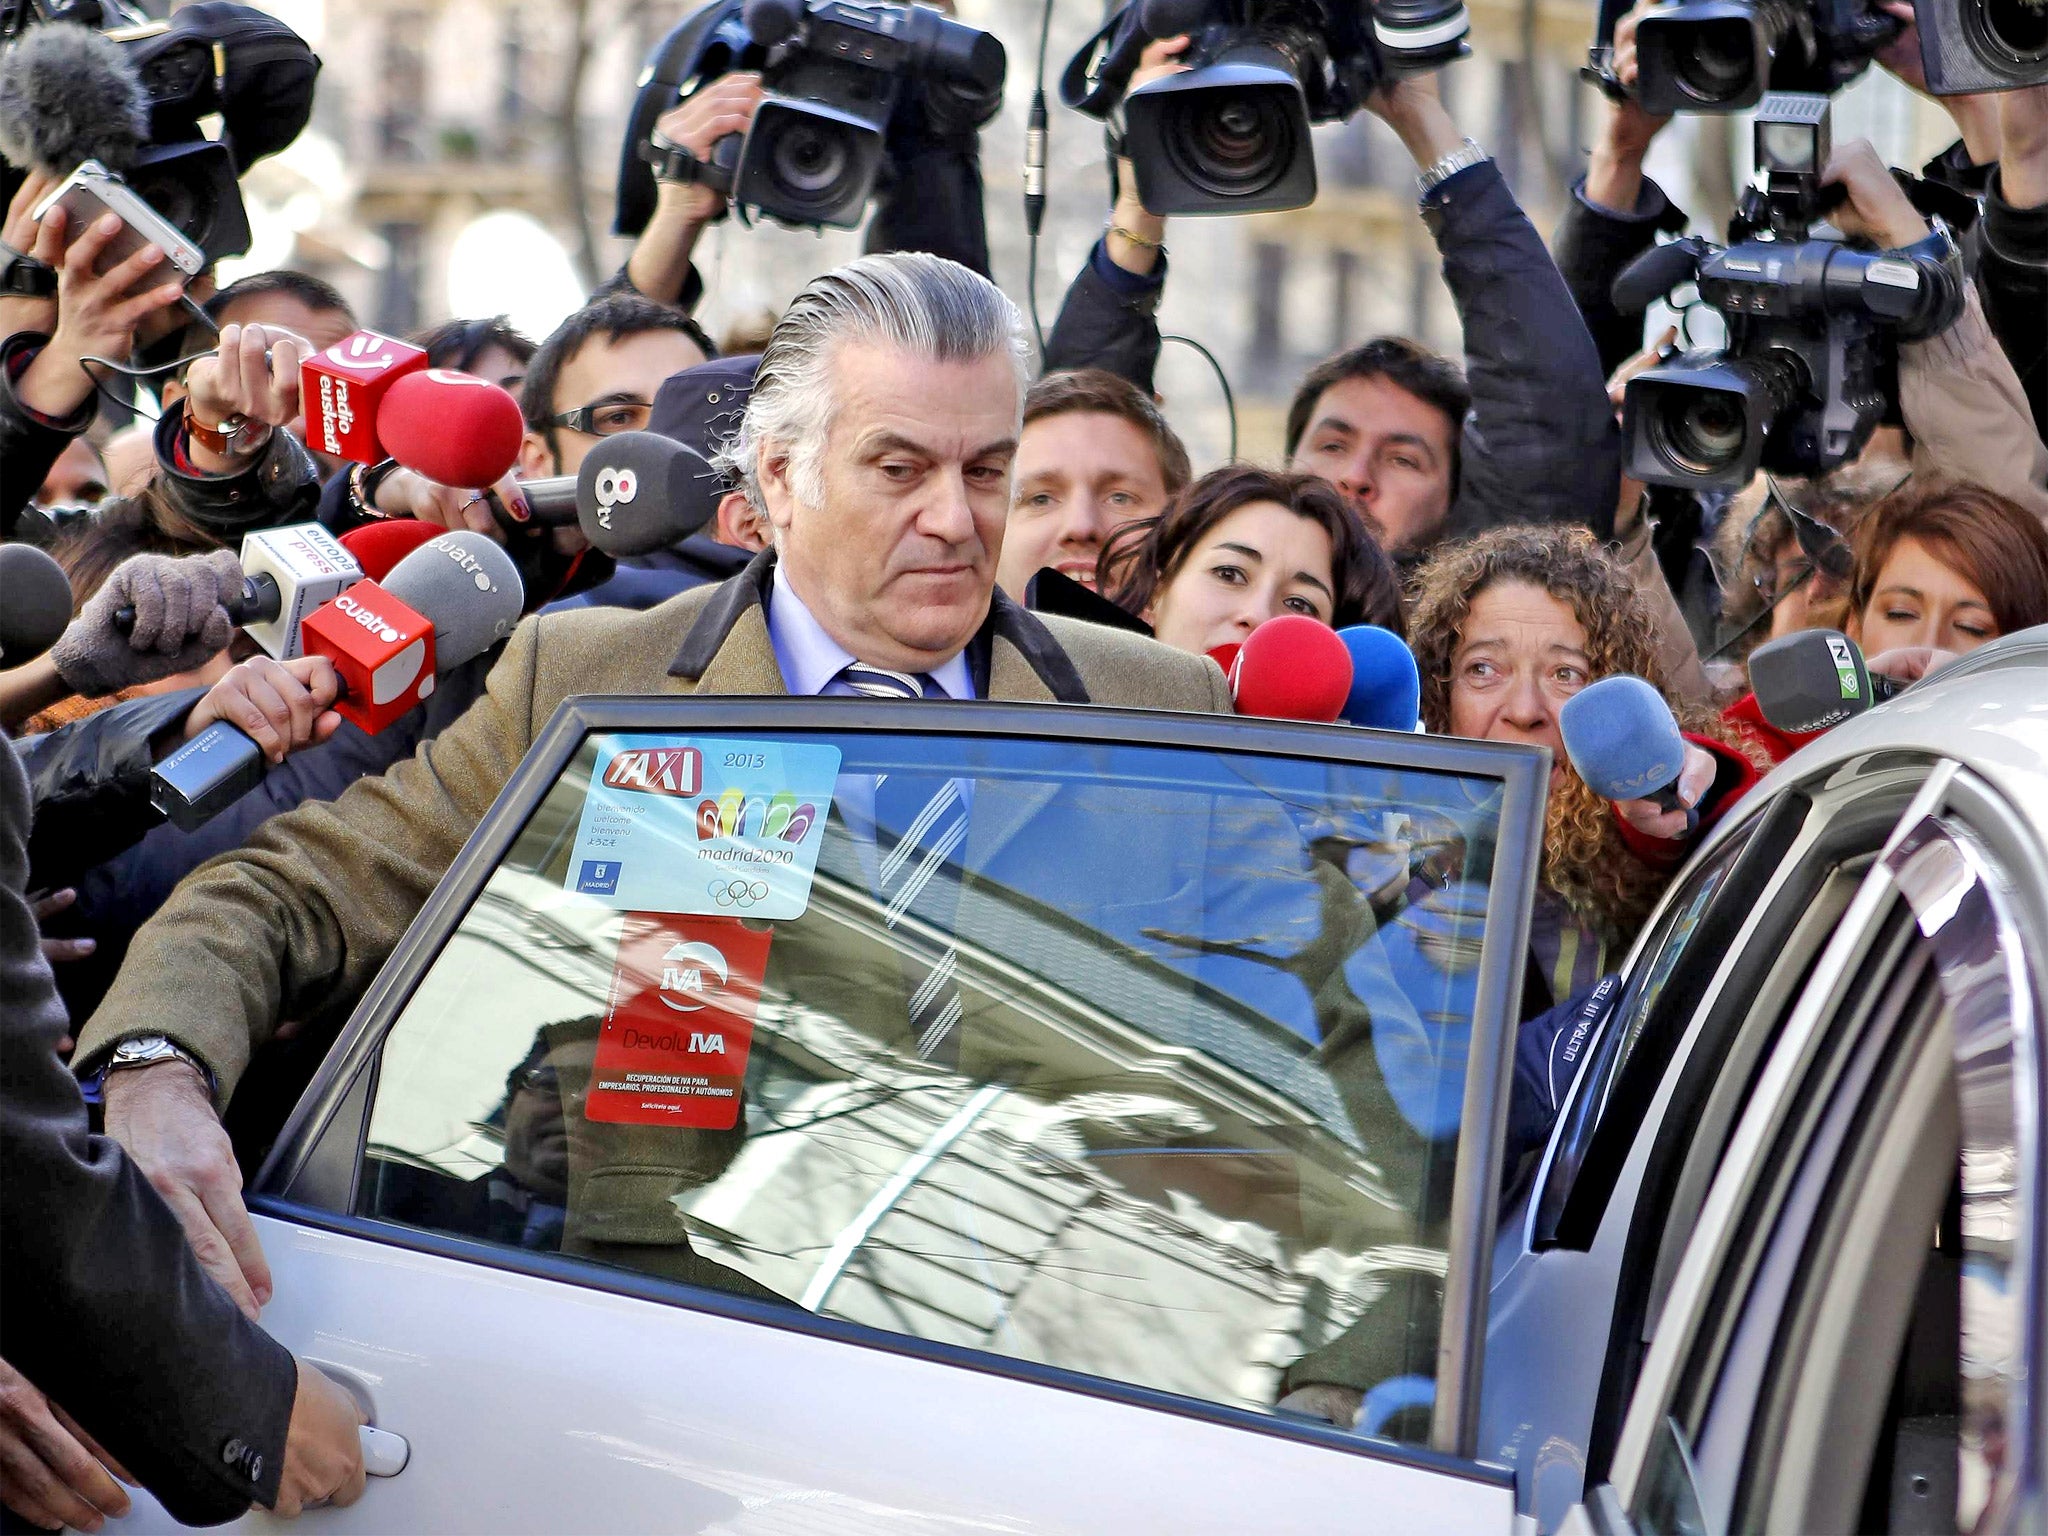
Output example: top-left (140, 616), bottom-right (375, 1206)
top-left (1722, 690), bottom-right (1823, 766)
top-left (1612, 730), bottom-right (1766, 870)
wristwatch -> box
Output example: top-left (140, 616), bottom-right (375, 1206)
top-left (1416, 138), bottom-right (1489, 200)
top-left (0, 242), bottom-right (56, 299)
top-left (185, 399), bottom-right (270, 459)
top-left (97, 1035), bottom-right (217, 1100)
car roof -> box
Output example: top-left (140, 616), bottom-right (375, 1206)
top-left (1761, 623), bottom-right (2048, 822)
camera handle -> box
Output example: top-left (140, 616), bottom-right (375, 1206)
top-left (640, 130), bottom-right (738, 199)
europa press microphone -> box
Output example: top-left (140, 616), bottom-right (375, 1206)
top-left (1747, 628), bottom-right (1903, 735)
top-left (150, 533), bottom-right (523, 829)
top-left (111, 524), bottom-right (364, 660)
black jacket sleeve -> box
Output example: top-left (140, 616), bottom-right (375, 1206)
top-left (0, 332), bottom-right (96, 540)
top-left (152, 402), bottom-right (321, 536)
top-left (1427, 161), bottom-right (1622, 542)
top-left (1042, 239), bottom-right (1169, 393)
top-left (49, 650), bottom-right (498, 1026)
top-left (1550, 173), bottom-right (1691, 378)
top-left (0, 739), bottom-right (297, 1527)
top-left (17, 688), bottom-right (204, 893)
top-left (1976, 167), bottom-right (2048, 443)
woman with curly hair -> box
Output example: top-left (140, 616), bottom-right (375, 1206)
top-left (1408, 525), bottom-right (1763, 999)
top-left (1098, 463), bottom-right (1404, 646)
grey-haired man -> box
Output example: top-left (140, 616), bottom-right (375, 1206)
top-left (74, 251), bottom-right (1232, 1317)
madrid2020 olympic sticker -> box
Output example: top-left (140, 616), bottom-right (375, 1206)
top-left (567, 736), bottom-right (842, 921)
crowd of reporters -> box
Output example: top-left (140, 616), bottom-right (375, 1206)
top-left (4, 0), bottom-right (2048, 1518)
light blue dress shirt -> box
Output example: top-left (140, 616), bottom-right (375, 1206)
top-left (765, 565), bottom-right (976, 699)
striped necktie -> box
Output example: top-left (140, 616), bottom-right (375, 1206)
top-left (837, 663), bottom-right (968, 1061)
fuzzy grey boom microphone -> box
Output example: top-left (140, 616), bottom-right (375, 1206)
top-left (0, 21), bottom-right (148, 176)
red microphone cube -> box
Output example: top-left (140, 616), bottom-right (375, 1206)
top-left (301, 331), bottom-right (429, 465)
top-left (299, 579), bottom-right (438, 734)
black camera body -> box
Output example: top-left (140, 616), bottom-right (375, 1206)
top-left (1062, 0), bottom-right (1468, 217)
top-left (0, 0), bottom-right (318, 265)
top-left (1909, 0), bottom-right (2048, 92)
top-left (1622, 0), bottom-right (1898, 112)
top-left (617, 0), bottom-right (1002, 233)
top-left (1619, 95), bottom-right (1965, 491)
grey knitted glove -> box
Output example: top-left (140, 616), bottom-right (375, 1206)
top-left (50, 549), bottom-right (242, 698)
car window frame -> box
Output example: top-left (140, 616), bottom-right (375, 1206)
top-left (1598, 764), bottom-right (2048, 1525)
top-left (253, 693), bottom-right (1550, 1464)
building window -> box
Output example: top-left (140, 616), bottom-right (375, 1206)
top-left (376, 222), bottom-right (425, 335)
top-left (1330, 249), bottom-right (1358, 354)
top-left (377, 12), bottom-right (429, 162)
top-left (1249, 241), bottom-right (1288, 375)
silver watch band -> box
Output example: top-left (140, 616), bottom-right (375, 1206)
top-left (1417, 138), bottom-right (1489, 199)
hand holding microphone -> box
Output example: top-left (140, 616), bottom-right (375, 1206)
top-left (181, 655), bottom-right (343, 766)
top-left (49, 549), bottom-right (243, 698)
top-left (181, 323), bottom-right (313, 472)
top-left (151, 532), bottom-right (524, 827)
top-left (1559, 675), bottom-right (1717, 841)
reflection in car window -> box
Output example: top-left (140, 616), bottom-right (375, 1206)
top-left (358, 729), bottom-right (1524, 1436)
top-left (1536, 823), bottom-right (1756, 1220)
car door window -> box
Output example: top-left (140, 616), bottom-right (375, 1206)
top-left (322, 706), bottom-right (1545, 1452)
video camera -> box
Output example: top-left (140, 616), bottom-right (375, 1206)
top-left (1060, 0), bottom-right (1469, 216)
top-left (615, 0), bottom-right (1004, 234)
top-left (0, 0), bottom-right (319, 266)
top-left (1617, 94), bottom-right (1965, 492)
top-left (1909, 0), bottom-right (2048, 92)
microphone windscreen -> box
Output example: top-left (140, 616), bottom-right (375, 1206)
top-left (0, 23), bottom-right (147, 176)
top-left (1747, 628), bottom-right (1875, 734)
top-left (1336, 625), bottom-right (1421, 732)
top-left (377, 370), bottom-right (525, 490)
top-left (339, 519), bottom-right (442, 581)
top-left (382, 532), bottom-right (524, 670)
top-left (743, 0), bottom-right (805, 46)
top-left (574, 431), bottom-right (721, 556)
top-left (0, 544), bottom-right (76, 668)
top-left (1232, 615), bottom-right (1352, 723)
top-left (1559, 675), bottom-right (1687, 801)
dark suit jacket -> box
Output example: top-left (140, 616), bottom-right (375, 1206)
top-left (0, 739), bottom-right (296, 1526)
top-left (76, 552), bottom-right (1232, 1102)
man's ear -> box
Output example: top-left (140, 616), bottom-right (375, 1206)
top-left (715, 490), bottom-right (768, 552)
top-left (517, 429), bottom-right (556, 480)
top-left (756, 441), bottom-right (799, 541)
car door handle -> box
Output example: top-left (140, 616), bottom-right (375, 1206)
top-left (359, 1424), bottom-right (409, 1478)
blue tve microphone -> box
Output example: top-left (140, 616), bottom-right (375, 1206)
top-left (1559, 674), bottom-right (1696, 832)
top-left (1335, 625), bottom-right (1422, 732)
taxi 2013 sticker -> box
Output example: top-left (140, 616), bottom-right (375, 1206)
top-left (586, 912), bottom-right (774, 1129)
top-left (567, 736), bottom-right (841, 921)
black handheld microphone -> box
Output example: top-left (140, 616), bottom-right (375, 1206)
top-left (1748, 628), bottom-right (1901, 735)
top-left (515, 431), bottom-right (721, 556)
top-left (0, 545), bottom-right (77, 669)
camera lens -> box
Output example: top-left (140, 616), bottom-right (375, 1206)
top-left (1653, 391), bottom-right (1750, 477)
top-left (770, 123), bottom-right (851, 198)
top-left (1674, 22), bottom-right (1756, 102)
top-left (1166, 90), bottom-right (1297, 199)
top-left (1982, 0), bottom-right (2048, 59)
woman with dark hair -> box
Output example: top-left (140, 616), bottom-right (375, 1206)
top-left (413, 315), bottom-right (537, 396)
top-left (1098, 463), bottom-right (1405, 647)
